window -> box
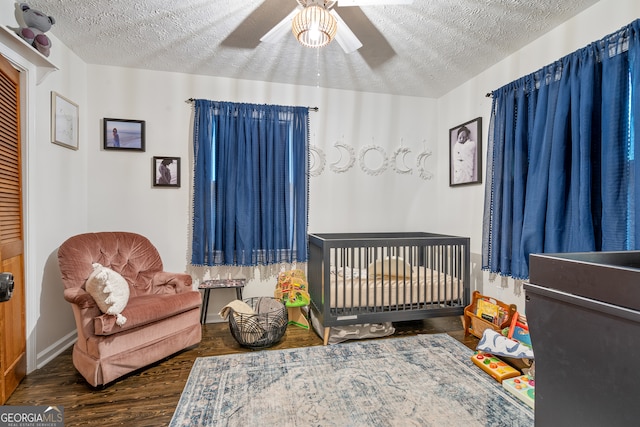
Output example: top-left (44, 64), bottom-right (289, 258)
top-left (482, 20), bottom-right (640, 279)
top-left (191, 100), bottom-right (309, 267)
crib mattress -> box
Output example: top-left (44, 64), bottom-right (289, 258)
top-left (328, 269), bottom-right (463, 309)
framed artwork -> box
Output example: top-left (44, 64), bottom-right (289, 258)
top-left (103, 118), bottom-right (145, 151)
top-left (153, 156), bottom-right (180, 187)
top-left (51, 91), bottom-right (79, 150)
top-left (449, 117), bottom-right (482, 186)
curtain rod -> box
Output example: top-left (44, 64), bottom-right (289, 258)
top-left (185, 98), bottom-right (318, 111)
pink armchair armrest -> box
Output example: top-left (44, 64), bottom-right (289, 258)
top-left (63, 287), bottom-right (98, 309)
top-left (151, 271), bottom-right (193, 294)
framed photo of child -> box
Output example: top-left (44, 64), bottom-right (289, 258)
top-left (103, 118), bottom-right (145, 151)
top-left (449, 117), bottom-right (482, 186)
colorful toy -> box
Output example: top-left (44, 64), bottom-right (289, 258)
top-left (15, 3), bottom-right (55, 57)
top-left (502, 374), bottom-right (535, 408)
top-left (275, 269), bottom-right (310, 306)
top-left (471, 351), bottom-right (521, 383)
top-left (275, 269), bottom-right (310, 328)
top-left (506, 312), bottom-right (532, 348)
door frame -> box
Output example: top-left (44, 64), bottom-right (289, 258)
top-left (0, 43), bottom-right (40, 373)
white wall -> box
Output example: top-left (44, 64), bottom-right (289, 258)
top-left (2, 0), bottom-right (638, 373)
top-left (436, 0), bottom-right (640, 310)
top-left (0, 0), bottom-right (87, 371)
top-left (85, 66), bottom-right (439, 321)
top-left (31, 50), bottom-right (87, 367)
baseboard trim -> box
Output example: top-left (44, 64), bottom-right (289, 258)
top-left (36, 330), bottom-right (77, 370)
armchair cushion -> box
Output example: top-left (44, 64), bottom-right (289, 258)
top-left (86, 263), bottom-right (130, 326)
top-left (93, 291), bottom-right (202, 335)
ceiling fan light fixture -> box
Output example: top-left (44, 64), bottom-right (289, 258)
top-left (292, 5), bottom-right (338, 48)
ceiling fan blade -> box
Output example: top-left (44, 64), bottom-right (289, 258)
top-left (222, 0), bottom-right (297, 49)
top-left (337, 0), bottom-right (413, 6)
top-left (333, 5), bottom-right (396, 68)
top-left (329, 9), bottom-right (362, 53)
top-left (260, 8), bottom-right (300, 44)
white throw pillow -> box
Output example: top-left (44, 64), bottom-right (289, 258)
top-left (85, 263), bottom-right (130, 326)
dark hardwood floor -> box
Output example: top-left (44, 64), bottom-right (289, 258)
top-left (6, 316), bottom-right (478, 426)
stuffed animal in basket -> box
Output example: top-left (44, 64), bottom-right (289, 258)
top-left (15, 3), bottom-right (55, 57)
top-left (275, 269), bottom-right (310, 307)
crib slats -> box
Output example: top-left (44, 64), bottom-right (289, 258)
top-left (308, 232), bottom-right (470, 328)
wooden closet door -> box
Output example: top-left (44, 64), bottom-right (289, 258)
top-left (0, 53), bottom-right (26, 405)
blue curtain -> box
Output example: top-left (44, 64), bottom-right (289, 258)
top-left (191, 100), bottom-right (309, 266)
top-left (483, 20), bottom-right (640, 279)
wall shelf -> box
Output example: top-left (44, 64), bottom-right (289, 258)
top-left (0, 25), bottom-right (58, 84)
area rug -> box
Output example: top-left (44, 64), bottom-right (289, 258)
top-left (170, 334), bottom-right (533, 426)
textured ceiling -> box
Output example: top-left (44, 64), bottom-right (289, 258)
top-left (23, 0), bottom-right (599, 98)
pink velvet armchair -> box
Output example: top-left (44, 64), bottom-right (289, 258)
top-left (57, 231), bottom-right (202, 387)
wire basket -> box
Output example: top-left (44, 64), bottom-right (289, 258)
top-left (228, 297), bottom-right (288, 348)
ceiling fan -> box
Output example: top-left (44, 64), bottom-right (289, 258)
top-left (260, 0), bottom-right (414, 53)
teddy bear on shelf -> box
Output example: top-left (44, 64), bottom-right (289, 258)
top-left (15, 3), bottom-right (55, 57)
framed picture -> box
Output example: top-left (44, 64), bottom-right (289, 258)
top-left (103, 118), bottom-right (145, 151)
top-left (153, 156), bottom-right (180, 187)
top-left (51, 91), bottom-right (79, 150)
top-left (449, 117), bottom-right (482, 186)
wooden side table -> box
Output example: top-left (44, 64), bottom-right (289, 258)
top-left (199, 279), bottom-right (246, 324)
